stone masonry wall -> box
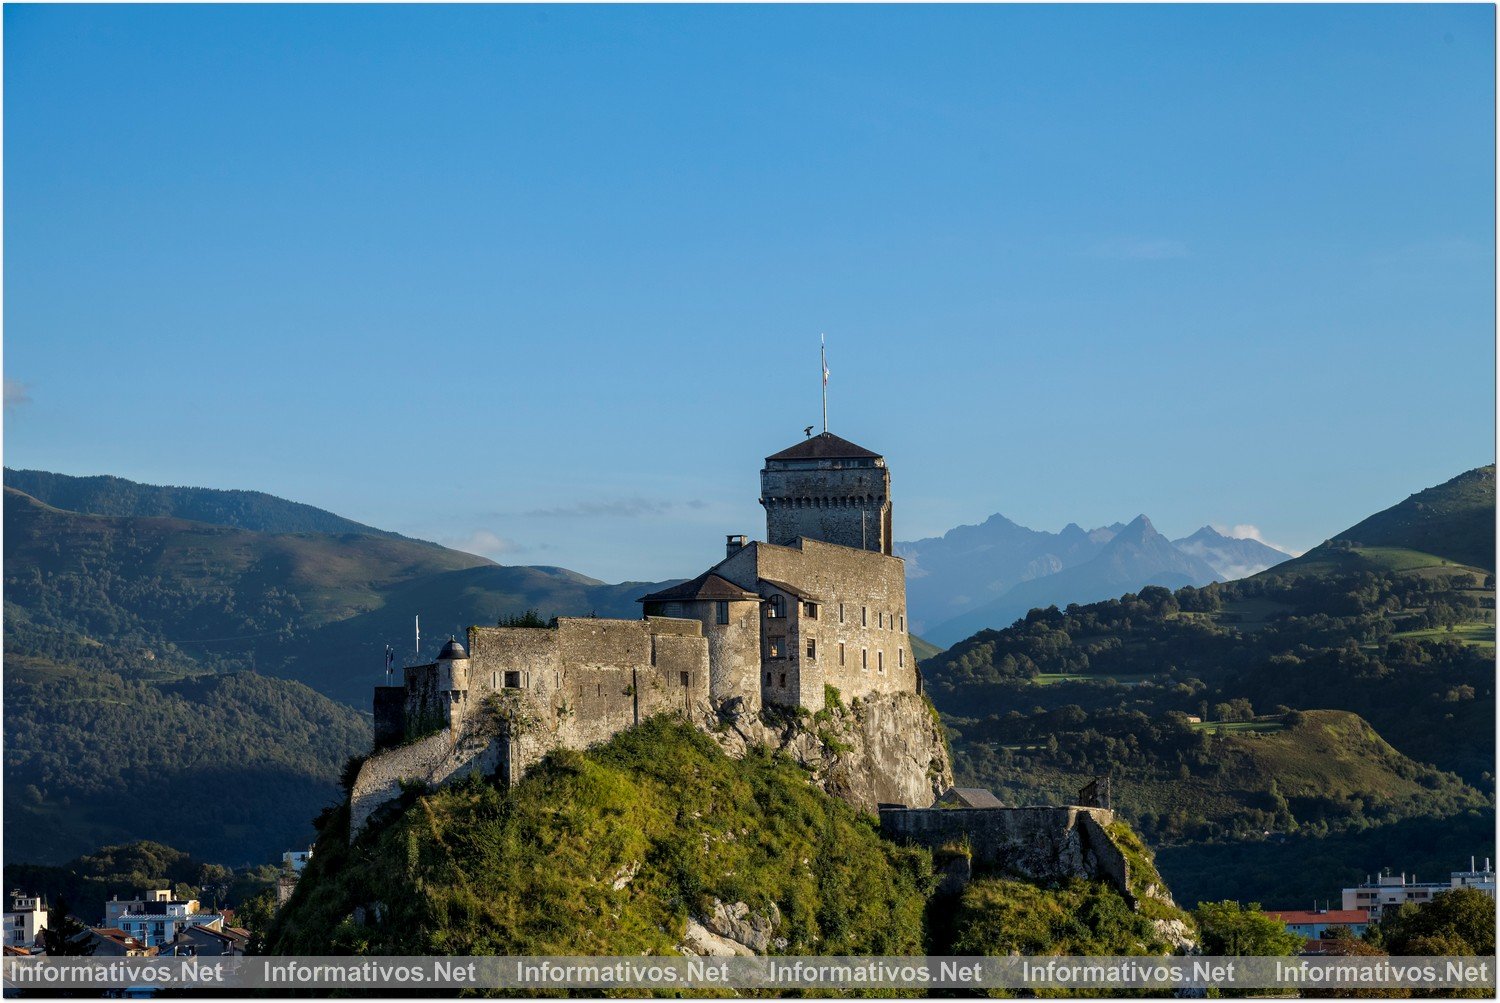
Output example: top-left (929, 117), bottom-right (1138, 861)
top-left (878, 805), bottom-right (1133, 903)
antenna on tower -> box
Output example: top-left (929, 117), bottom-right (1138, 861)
top-left (415, 614), bottom-right (421, 660)
top-left (820, 333), bottom-right (829, 433)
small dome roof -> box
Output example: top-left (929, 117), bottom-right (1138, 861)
top-left (437, 638), bottom-right (468, 660)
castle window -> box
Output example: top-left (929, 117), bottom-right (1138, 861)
top-left (716, 601), bottom-right (729, 625)
top-left (806, 638), bottom-right (816, 660)
top-left (768, 638), bottom-right (783, 659)
top-left (503, 671), bottom-right (522, 689)
top-left (878, 651), bottom-right (885, 673)
top-left (899, 648), bottom-right (905, 667)
top-left (804, 601), bottom-right (818, 619)
top-left (899, 613), bottom-right (905, 632)
top-left (861, 648), bottom-right (868, 670)
top-left (680, 671), bottom-right (690, 687)
top-left (878, 611), bottom-right (884, 629)
top-left (839, 642), bottom-right (846, 666)
top-left (839, 603), bottom-right (845, 623)
top-left (767, 596), bottom-right (783, 619)
top-left (779, 673), bottom-right (787, 688)
top-left (491, 672), bottom-right (498, 689)
top-left (766, 673), bottom-right (772, 686)
top-left (861, 606), bottom-right (868, 627)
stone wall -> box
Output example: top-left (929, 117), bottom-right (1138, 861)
top-left (737, 539), bottom-right (916, 704)
top-left (352, 617), bottom-right (712, 834)
top-left (878, 805), bottom-right (1133, 903)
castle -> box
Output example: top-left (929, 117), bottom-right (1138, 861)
top-left (353, 431), bottom-right (943, 834)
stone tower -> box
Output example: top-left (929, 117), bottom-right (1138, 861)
top-left (760, 432), bottom-right (892, 555)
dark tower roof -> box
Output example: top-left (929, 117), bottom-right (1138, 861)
top-left (437, 638), bottom-right (468, 660)
top-left (765, 432), bottom-right (882, 462)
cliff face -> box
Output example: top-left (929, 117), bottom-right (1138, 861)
top-left (352, 689), bottom-right (953, 838)
top-left (707, 689), bottom-right (954, 812)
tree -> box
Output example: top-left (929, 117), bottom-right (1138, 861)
top-left (1193, 900), bottom-right (1303, 956)
top-left (1368, 887), bottom-right (1495, 956)
top-left (41, 897), bottom-right (96, 956)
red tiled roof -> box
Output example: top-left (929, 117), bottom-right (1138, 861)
top-left (1267, 909), bottom-right (1369, 925)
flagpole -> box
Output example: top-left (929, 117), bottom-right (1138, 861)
top-left (821, 334), bottom-right (828, 433)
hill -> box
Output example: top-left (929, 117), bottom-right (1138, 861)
top-left (3, 484), bottom-right (675, 704)
top-left (4, 656), bottom-right (368, 865)
top-left (1282, 465), bottom-right (1495, 576)
top-left (267, 717), bottom-right (1185, 957)
top-left (4, 468), bottom-right (407, 540)
top-left (925, 515), bottom-right (1222, 646)
top-left (3, 839), bottom-right (281, 927)
top-left (921, 465), bottom-right (1496, 906)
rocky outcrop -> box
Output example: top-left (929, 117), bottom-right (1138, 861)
top-left (707, 690), bottom-right (953, 811)
top-left (679, 899), bottom-right (786, 957)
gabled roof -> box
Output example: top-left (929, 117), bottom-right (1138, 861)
top-left (766, 432), bottom-right (881, 462)
top-left (759, 578), bottom-right (822, 603)
top-left (638, 571), bottom-right (760, 604)
top-left (939, 787), bottom-right (1005, 808)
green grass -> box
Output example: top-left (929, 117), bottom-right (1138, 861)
top-left (268, 716), bottom-right (937, 956)
top-left (1034, 672), bottom-right (1152, 686)
top-left (910, 634), bottom-right (945, 663)
top-left (1391, 623), bottom-right (1496, 647)
top-left (1189, 719), bottom-right (1286, 735)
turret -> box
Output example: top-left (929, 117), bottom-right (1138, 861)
top-left (436, 636), bottom-right (470, 726)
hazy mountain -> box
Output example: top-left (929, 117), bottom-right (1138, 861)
top-left (1172, 526), bottom-right (1290, 580)
top-left (4, 468), bottom-right (410, 540)
top-left (924, 515), bottom-right (1222, 646)
top-left (895, 516), bottom-right (1122, 633)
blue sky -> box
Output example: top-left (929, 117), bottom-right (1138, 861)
top-left (5, 4), bottom-right (1494, 582)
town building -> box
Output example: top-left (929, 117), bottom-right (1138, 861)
top-left (1341, 859), bottom-right (1496, 920)
top-left (5, 891), bottom-right (47, 950)
top-left (1264, 908), bottom-right (1370, 940)
top-left (85, 927), bottom-right (154, 957)
top-left (104, 891), bottom-right (219, 949)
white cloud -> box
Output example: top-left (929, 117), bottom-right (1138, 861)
top-left (442, 529), bottom-right (529, 560)
top-left (4, 378), bottom-right (32, 411)
top-left (1213, 523), bottom-right (1301, 557)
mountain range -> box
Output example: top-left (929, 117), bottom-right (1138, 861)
top-left (897, 513), bottom-right (1290, 646)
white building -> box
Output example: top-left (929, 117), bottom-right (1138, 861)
top-left (4, 891), bottom-right (47, 949)
top-left (104, 891), bottom-right (217, 949)
top-left (1342, 859), bottom-right (1496, 920)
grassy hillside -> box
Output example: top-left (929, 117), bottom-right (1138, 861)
top-left (4, 485), bottom-right (675, 703)
top-left (4, 468), bottom-right (407, 539)
top-left (4, 655), bottom-right (368, 865)
top-left (922, 465), bottom-right (1496, 908)
top-left (952, 708), bottom-right (1484, 845)
top-left (1284, 465), bottom-right (1495, 574)
top-left (268, 717), bottom-right (934, 955)
top-left (269, 717), bottom-right (1181, 961)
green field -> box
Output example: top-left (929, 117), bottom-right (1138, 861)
top-left (1190, 718), bottom-right (1286, 735)
top-left (1034, 672), bottom-right (1152, 686)
top-left (1391, 622), bottom-right (1496, 647)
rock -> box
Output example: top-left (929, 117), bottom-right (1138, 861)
top-left (680, 918), bottom-right (754, 957)
top-left (703, 899), bottom-right (782, 954)
top-left (1151, 918), bottom-right (1198, 954)
top-left (610, 861), bottom-right (639, 890)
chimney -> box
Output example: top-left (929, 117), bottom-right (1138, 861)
top-left (726, 534), bottom-right (748, 559)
